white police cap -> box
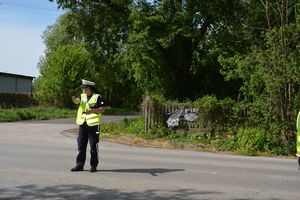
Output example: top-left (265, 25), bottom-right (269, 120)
top-left (80, 79), bottom-right (95, 88)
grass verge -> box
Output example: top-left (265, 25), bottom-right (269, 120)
top-left (0, 107), bottom-right (76, 122)
top-left (0, 106), bottom-right (138, 122)
top-left (98, 118), bottom-right (240, 154)
top-left (97, 118), bottom-right (295, 157)
top-left (102, 107), bottom-right (140, 115)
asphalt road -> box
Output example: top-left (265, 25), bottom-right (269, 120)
top-left (0, 116), bottom-right (300, 200)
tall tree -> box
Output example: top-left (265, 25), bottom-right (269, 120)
top-left (219, 0), bottom-right (300, 139)
top-left (50, 0), bottom-right (142, 107)
top-left (50, 0), bottom-right (244, 100)
top-left (124, 0), bottom-right (244, 99)
top-left (36, 12), bottom-right (142, 107)
top-left (35, 44), bottom-right (95, 107)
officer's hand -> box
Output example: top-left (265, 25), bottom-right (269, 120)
top-left (86, 109), bottom-right (93, 114)
top-left (72, 96), bottom-right (80, 104)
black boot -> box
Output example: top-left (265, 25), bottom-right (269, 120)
top-left (71, 166), bottom-right (84, 172)
top-left (90, 167), bottom-right (97, 172)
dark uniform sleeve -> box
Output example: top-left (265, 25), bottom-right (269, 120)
top-left (92, 95), bottom-right (105, 109)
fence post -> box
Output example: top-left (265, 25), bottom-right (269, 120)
top-left (143, 96), bottom-right (157, 133)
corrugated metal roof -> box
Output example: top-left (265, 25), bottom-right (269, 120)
top-left (0, 72), bottom-right (35, 79)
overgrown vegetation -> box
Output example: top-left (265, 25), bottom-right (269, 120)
top-left (102, 116), bottom-right (295, 156)
top-left (0, 107), bottom-right (76, 122)
top-left (102, 107), bottom-right (140, 115)
top-left (33, 0), bottom-right (300, 155)
top-left (0, 106), bottom-right (140, 122)
top-left (102, 118), bottom-right (145, 136)
top-left (0, 93), bottom-right (37, 108)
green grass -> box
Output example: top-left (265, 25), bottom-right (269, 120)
top-left (0, 107), bottom-right (76, 122)
top-left (102, 107), bottom-right (139, 115)
top-left (0, 106), bottom-right (139, 122)
top-left (101, 118), bottom-right (296, 156)
top-left (101, 117), bottom-right (144, 136)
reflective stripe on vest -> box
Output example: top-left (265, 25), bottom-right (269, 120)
top-left (76, 93), bottom-right (101, 126)
top-left (297, 111), bottom-right (300, 157)
top-left (297, 134), bottom-right (300, 157)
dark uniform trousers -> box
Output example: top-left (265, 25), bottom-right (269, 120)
top-left (76, 122), bottom-right (99, 168)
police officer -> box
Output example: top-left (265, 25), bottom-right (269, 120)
top-left (71, 79), bottom-right (105, 172)
top-left (297, 111), bottom-right (300, 169)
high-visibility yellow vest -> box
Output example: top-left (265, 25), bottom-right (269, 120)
top-left (76, 93), bottom-right (101, 126)
top-left (297, 111), bottom-right (300, 157)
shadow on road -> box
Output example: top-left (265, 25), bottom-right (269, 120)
top-left (0, 184), bottom-right (221, 200)
top-left (100, 168), bottom-right (185, 176)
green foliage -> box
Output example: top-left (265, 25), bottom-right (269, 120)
top-left (101, 118), bottom-right (145, 136)
top-left (218, 0), bottom-right (300, 155)
top-left (51, 0), bottom-right (243, 100)
top-left (214, 134), bottom-right (236, 151)
top-left (195, 95), bottom-right (218, 113)
top-left (34, 44), bottom-right (94, 107)
top-left (43, 0), bottom-right (300, 156)
top-left (150, 94), bottom-right (168, 103)
top-left (149, 123), bottom-right (174, 139)
top-left (102, 107), bottom-right (139, 115)
top-left (187, 133), bottom-right (209, 144)
top-left (35, 11), bottom-right (143, 108)
top-left (272, 144), bottom-right (295, 156)
top-left (100, 113), bottom-right (295, 156)
top-left (0, 93), bottom-right (37, 108)
top-left (42, 12), bottom-right (82, 53)
top-left (101, 122), bottom-right (121, 136)
top-left (0, 107), bottom-right (75, 122)
top-left (236, 128), bottom-right (271, 155)
top-left (125, 118), bottom-right (145, 135)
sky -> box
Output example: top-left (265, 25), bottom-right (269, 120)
top-left (0, 0), bottom-right (64, 78)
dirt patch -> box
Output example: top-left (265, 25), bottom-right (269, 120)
top-left (62, 128), bottom-right (205, 151)
top-left (63, 127), bottom-right (219, 152)
top-left (62, 128), bottom-right (295, 157)
top-left (103, 135), bottom-right (173, 149)
top-left (101, 135), bottom-right (227, 153)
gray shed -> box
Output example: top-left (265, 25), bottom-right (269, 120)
top-left (0, 72), bottom-right (35, 94)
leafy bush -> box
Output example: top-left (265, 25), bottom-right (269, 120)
top-left (195, 95), bottom-right (218, 113)
top-left (101, 118), bottom-right (145, 136)
top-left (0, 93), bottom-right (37, 108)
top-left (215, 134), bottom-right (236, 151)
top-left (34, 44), bottom-right (95, 108)
top-left (236, 128), bottom-right (271, 155)
top-left (271, 143), bottom-right (295, 156)
top-left (188, 133), bottom-right (209, 143)
top-left (101, 122), bottom-right (120, 136)
top-left (125, 118), bottom-right (145, 135)
top-left (151, 94), bottom-right (167, 103)
top-left (149, 123), bottom-right (173, 139)
top-left (103, 107), bottom-right (139, 115)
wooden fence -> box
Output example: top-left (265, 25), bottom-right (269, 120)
top-left (142, 96), bottom-right (247, 134)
